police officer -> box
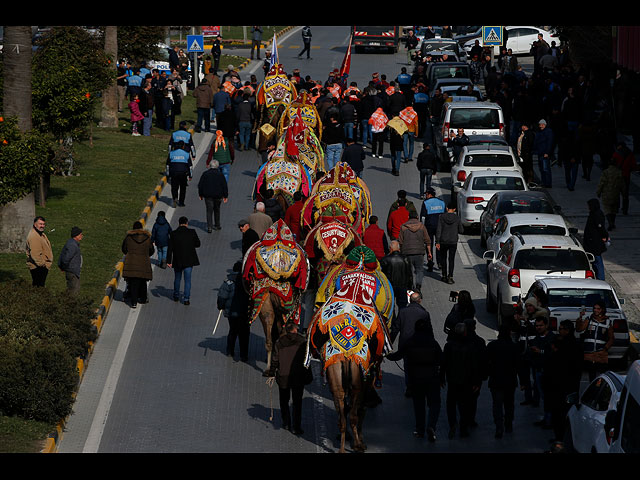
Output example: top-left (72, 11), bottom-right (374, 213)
top-left (169, 121), bottom-right (196, 158)
top-left (514, 298), bottom-right (545, 406)
top-left (166, 141), bottom-right (193, 208)
top-left (420, 187), bottom-right (445, 272)
top-left (576, 301), bottom-right (614, 381)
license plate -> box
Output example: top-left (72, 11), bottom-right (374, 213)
top-left (370, 42), bottom-right (380, 46)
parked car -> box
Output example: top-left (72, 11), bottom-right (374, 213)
top-left (484, 233), bottom-right (595, 326)
top-left (462, 26), bottom-right (556, 56)
top-left (434, 101), bottom-right (505, 169)
top-left (486, 213), bottom-right (571, 253)
top-left (451, 144), bottom-right (523, 194)
top-left (521, 278), bottom-right (631, 362)
top-left (426, 61), bottom-right (471, 91)
top-left (604, 360), bottom-right (640, 453)
top-left (565, 371), bottom-right (626, 453)
top-left (434, 78), bottom-right (483, 101)
top-left (478, 190), bottom-right (560, 247)
top-left (455, 170), bottom-right (528, 231)
top-left (418, 37), bottom-right (466, 63)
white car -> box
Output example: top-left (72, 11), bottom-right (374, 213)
top-left (565, 371), bottom-right (626, 453)
top-left (486, 213), bottom-right (571, 256)
top-left (605, 360), bottom-right (640, 453)
top-left (451, 144), bottom-right (523, 194)
top-left (455, 170), bottom-right (528, 229)
top-left (483, 233), bottom-right (595, 326)
top-left (463, 26), bottom-right (556, 56)
top-left (521, 278), bottom-right (631, 362)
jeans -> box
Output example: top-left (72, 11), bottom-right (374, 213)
top-left (592, 255), bottom-right (605, 281)
top-left (219, 163), bottom-right (230, 184)
top-left (197, 107), bottom-right (211, 132)
top-left (204, 197), bottom-right (222, 229)
top-left (157, 246), bottom-right (168, 265)
top-left (406, 254), bottom-right (424, 288)
top-left (391, 149), bottom-right (402, 173)
top-left (419, 168), bottom-right (434, 197)
top-left (538, 154), bottom-right (552, 187)
top-left (564, 161), bottom-right (578, 190)
top-left (238, 121), bottom-right (252, 148)
top-left (344, 122), bottom-right (354, 140)
top-left (173, 266), bottom-right (193, 301)
top-left (371, 132), bottom-right (385, 157)
top-left (440, 243), bottom-right (457, 277)
top-left (403, 132), bottom-right (415, 161)
top-left (325, 143), bottom-right (343, 170)
top-left (143, 110), bottom-right (153, 136)
top-left (361, 119), bottom-right (372, 145)
top-left (411, 377), bottom-right (441, 435)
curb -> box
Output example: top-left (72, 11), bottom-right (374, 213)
top-left (41, 174), bottom-right (169, 453)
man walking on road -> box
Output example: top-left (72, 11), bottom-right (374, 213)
top-left (166, 141), bottom-right (193, 208)
top-left (298, 26), bottom-right (312, 59)
top-left (167, 216), bottom-right (201, 305)
top-left (58, 226), bottom-right (83, 295)
top-left (398, 211), bottom-right (432, 291)
top-left (420, 188), bottom-right (445, 272)
top-left (250, 26), bottom-right (263, 60)
top-left (198, 159), bottom-right (228, 233)
top-left (380, 240), bottom-right (414, 312)
top-left (26, 216), bottom-right (53, 287)
top-left (435, 203), bottom-right (464, 284)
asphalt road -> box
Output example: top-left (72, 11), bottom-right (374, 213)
top-left (58, 26), bottom-right (588, 454)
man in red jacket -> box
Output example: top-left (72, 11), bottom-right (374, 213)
top-left (363, 215), bottom-right (389, 260)
top-left (387, 198), bottom-right (410, 241)
top-left (284, 191), bottom-right (306, 243)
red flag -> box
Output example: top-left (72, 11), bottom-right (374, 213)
top-left (286, 109), bottom-right (305, 157)
top-left (339, 35), bottom-right (353, 90)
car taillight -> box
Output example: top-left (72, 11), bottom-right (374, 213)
top-left (443, 123), bottom-right (450, 141)
top-left (549, 316), bottom-right (558, 331)
top-left (585, 270), bottom-right (595, 279)
top-left (499, 122), bottom-right (504, 136)
top-left (499, 242), bottom-right (504, 248)
top-left (466, 196), bottom-right (484, 203)
top-left (457, 170), bottom-right (467, 182)
top-left (613, 319), bottom-right (628, 333)
top-left (508, 268), bottom-right (520, 288)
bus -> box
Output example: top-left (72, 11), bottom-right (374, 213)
top-left (351, 26), bottom-right (400, 54)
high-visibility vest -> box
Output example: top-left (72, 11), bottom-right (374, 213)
top-left (582, 316), bottom-right (613, 353)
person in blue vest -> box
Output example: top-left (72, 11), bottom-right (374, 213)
top-left (420, 187), bottom-right (445, 272)
top-left (126, 66), bottom-right (143, 100)
top-left (412, 84), bottom-right (429, 139)
top-left (169, 121), bottom-right (196, 158)
top-left (166, 141), bottom-right (193, 208)
top-left (396, 67), bottom-right (413, 106)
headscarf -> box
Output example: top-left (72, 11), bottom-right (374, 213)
top-left (214, 130), bottom-right (226, 152)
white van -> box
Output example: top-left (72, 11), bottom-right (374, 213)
top-left (605, 359), bottom-right (640, 453)
top-left (434, 101), bottom-right (505, 170)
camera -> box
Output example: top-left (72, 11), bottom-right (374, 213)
top-left (449, 290), bottom-right (458, 302)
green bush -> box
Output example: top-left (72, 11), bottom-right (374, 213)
top-left (0, 280), bottom-right (97, 423)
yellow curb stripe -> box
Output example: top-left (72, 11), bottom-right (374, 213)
top-left (631, 331), bottom-right (638, 343)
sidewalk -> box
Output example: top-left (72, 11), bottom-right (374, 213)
top-left (541, 153), bottom-right (640, 331)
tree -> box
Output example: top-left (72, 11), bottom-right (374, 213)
top-left (0, 26), bottom-right (37, 253)
top-left (100, 26), bottom-right (119, 128)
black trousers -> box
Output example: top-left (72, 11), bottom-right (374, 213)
top-left (490, 386), bottom-right (515, 429)
top-left (446, 383), bottom-right (474, 431)
top-left (298, 41), bottom-right (311, 58)
top-left (127, 277), bottom-right (148, 305)
top-left (170, 174), bottom-right (188, 205)
top-left (411, 377), bottom-right (441, 435)
top-left (279, 384), bottom-right (304, 429)
top-left (204, 197), bottom-right (222, 229)
top-left (440, 243), bottom-right (457, 277)
top-left (226, 314), bottom-right (250, 358)
top-left (30, 266), bottom-right (49, 287)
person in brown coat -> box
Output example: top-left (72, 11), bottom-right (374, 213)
top-left (122, 221), bottom-right (154, 308)
top-left (193, 77), bottom-right (214, 132)
top-left (26, 215), bottom-right (53, 287)
top-left (268, 322), bottom-right (313, 435)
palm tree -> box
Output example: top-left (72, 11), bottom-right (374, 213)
top-left (0, 26), bottom-right (35, 253)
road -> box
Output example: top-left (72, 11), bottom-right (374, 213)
top-left (57, 26), bottom-right (631, 454)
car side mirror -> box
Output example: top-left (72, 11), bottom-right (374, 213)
top-left (604, 409), bottom-right (619, 444)
top-left (483, 250), bottom-right (495, 261)
top-left (475, 204), bottom-right (485, 210)
top-left (568, 227), bottom-right (578, 235)
top-left (454, 181), bottom-right (462, 189)
top-left (527, 182), bottom-right (539, 189)
top-left (586, 252), bottom-right (595, 263)
top-left (566, 392), bottom-right (578, 405)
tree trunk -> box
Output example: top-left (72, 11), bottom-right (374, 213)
top-left (0, 26), bottom-right (35, 253)
top-left (99, 26), bottom-right (119, 128)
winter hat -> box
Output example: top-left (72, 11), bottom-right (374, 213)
top-left (71, 226), bottom-right (82, 237)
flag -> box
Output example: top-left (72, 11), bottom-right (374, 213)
top-left (269, 32), bottom-right (279, 69)
top-left (338, 34), bottom-right (353, 90)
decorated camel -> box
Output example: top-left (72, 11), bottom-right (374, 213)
top-left (305, 246), bottom-right (393, 452)
top-left (242, 219), bottom-right (310, 375)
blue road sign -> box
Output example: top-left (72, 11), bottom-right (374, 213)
top-left (482, 26), bottom-right (503, 46)
top-left (187, 35), bottom-right (204, 53)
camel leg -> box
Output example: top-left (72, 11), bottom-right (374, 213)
top-left (348, 361), bottom-right (366, 452)
top-left (259, 295), bottom-right (275, 376)
top-left (327, 363), bottom-right (348, 453)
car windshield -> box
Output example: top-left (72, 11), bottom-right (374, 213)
top-left (433, 66), bottom-right (470, 80)
top-left (513, 249), bottom-right (590, 271)
top-left (496, 197), bottom-right (555, 215)
top-left (463, 153), bottom-right (514, 167)
top-left (510, 225), bottom-right (567, 236)
top-left (546, 288), bottom-right (619, 309)
top-left (450, 109), bottom-right (500, 129)
top-left (471, 176), bottom-right (525, 191)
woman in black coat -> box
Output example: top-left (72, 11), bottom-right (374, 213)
top-left (443, 290), bottom-right (475, 341)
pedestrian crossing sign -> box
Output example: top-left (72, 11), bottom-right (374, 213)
top-left (187, 35), bottom-right (204, 52)
top-left (482, 26), bottom-right (503, 46)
